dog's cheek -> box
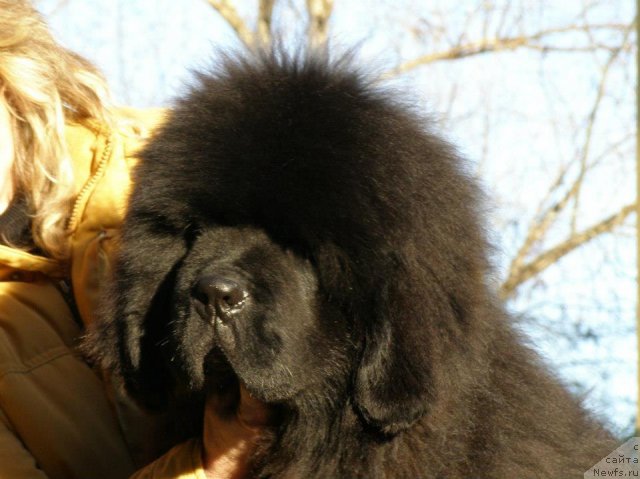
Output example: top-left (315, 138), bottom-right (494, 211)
top-left (220, 310), bottom-right (282, 369)
top-left (231, 310), bottom-right (333, 400)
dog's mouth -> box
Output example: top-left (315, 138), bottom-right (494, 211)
top-left (203, 346), bottom-right (242, 417)
top-left (190, 292), bottom-right (245, 413)
top-left (203, 346), bottom-right (280, 431)
top-left (190, 294), bottom-right (277, 423)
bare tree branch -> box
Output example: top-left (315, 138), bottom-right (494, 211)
top-left (204, 0), bottom-right (255, 47)
top-left (505, 162), bottom-right (589, 291)
top-left (500, 203), bottom-right (636, 299)
top-left (570, 21), bottom-right (635, 232)
top-left (385, 23), bottom-right (632, 77)
top-left (306, 0), bottom-right (334, 48)
top-left (495, 19), bottom-right (634, 297)
top-left (258, 0), bottom-right (276, 45)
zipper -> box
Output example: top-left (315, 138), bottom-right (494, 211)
top-left (65, 135), bottom-right (113, 234)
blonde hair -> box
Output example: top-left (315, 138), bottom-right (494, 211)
top-left (0, 0), bottom-right (113, 259)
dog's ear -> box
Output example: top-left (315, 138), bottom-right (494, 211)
top-left (353, 261), bottom-right (463, 435)
top-left (85, 212), bottom-right (189, 409)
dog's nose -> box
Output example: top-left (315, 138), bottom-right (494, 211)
top-left (196, 275), bottom-right (248, 314)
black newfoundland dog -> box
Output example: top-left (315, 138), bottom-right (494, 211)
top-left (89, 51), bottom-right (616, 477)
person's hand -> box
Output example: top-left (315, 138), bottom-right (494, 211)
top-left (201, 384), bottom-right (271, 479)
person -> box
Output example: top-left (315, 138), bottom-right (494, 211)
top-left (0, 2), bottom-right (268, 478)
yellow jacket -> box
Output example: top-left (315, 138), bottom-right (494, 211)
top-left (0, 111), bottom-right (206, 479)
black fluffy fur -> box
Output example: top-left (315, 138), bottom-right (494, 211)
top-left (86, 50), bottom-right (616, 478)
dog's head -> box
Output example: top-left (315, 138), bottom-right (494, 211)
top-left (167, 226), bottom-right (352, 404)
top-left (89, 50), bottom-right (490, 436)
